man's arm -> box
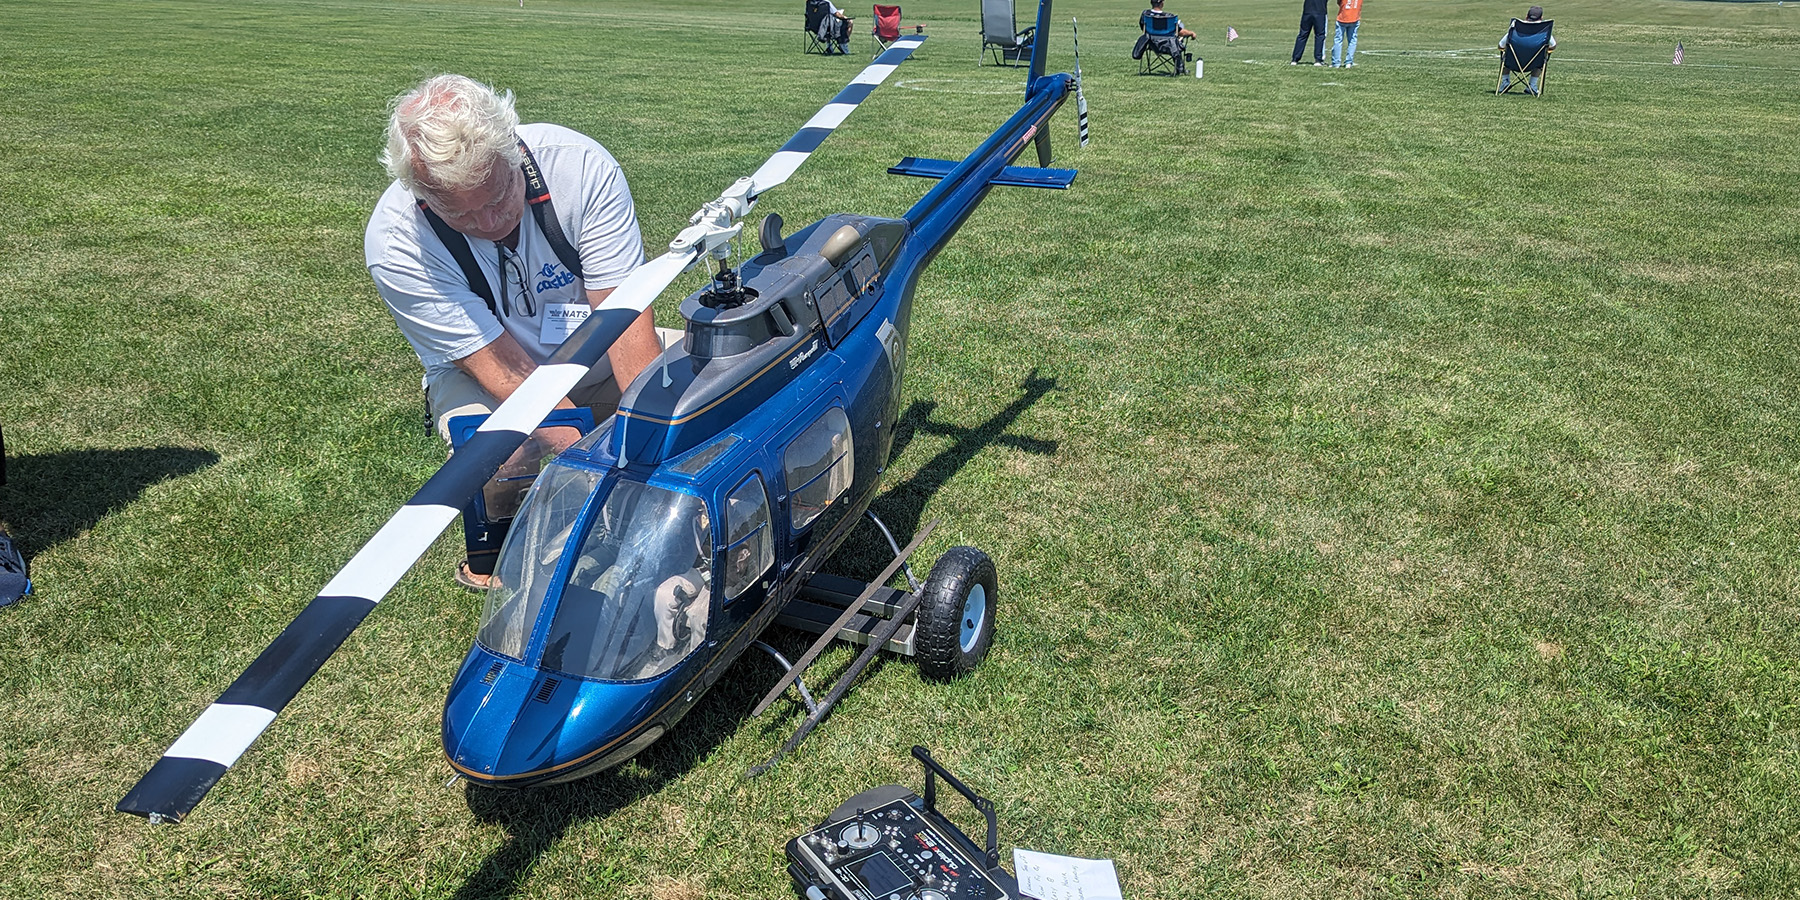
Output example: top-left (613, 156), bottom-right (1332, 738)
top-left (452, 331), bottom-right (585, 459)
top-left (452, 286), bottom-right (660, 452)
top-left (586, 286), bottom-right (662, 392)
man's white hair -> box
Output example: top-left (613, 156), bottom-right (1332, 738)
top-left (382, 74), bottom-right (523, 198)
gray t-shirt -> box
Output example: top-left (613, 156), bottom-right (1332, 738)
top-left (364, 122), bottom-right (645, 387)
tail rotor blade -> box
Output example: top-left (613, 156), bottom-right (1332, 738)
top-left (117, 245), bottom-right (698, 824)
top-left (1072, 17), bottom-right (1090, 147)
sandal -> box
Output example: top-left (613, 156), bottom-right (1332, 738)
top-left (455, 559), bottom-right (494, 592)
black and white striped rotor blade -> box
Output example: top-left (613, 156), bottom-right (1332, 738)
top-left (117, 247), bottom-right (698, 824)
top-left (747, 34), bottom-right (926, 196)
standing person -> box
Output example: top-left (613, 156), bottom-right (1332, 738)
top-left (1498, 6), bottom-right (1556, 94)
top-left (1291, 0), bottom-right (1329, 66)
top-left (1332, 0), bottom-right (1363, 67)
top-left (365, 74), bottom-right (663, 588)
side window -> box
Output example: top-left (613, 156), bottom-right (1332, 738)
top-left (784, 407), bottom-right (854, 530)
top-left (724, 475), bottom-right (774, 600)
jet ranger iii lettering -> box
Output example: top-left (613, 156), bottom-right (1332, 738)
top-left (120, 0), bottom-right (1080, 822)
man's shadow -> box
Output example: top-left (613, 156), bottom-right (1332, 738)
top-left (447, 371), bottom-right (1059, 899)
top-left (0, 446), bottom-right (220, 562)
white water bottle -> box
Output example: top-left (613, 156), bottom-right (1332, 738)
top-left (1195, 57), bottom-right (1204, 78)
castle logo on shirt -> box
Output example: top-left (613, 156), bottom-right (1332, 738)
top-left (535, 262), bottom-right (577, 293)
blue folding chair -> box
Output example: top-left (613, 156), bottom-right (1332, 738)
top-left (1134, 10), bottom-right (1188, 76)
top-left (1498, 18), bottom-right (1554, 96)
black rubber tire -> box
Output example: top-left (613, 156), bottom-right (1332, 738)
top-left (914, 546), bottom-right (997, 681)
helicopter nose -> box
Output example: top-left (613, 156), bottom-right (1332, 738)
top-left (441, 646), bottom-right (665, 786)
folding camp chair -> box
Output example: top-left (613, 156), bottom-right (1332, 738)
top-left (805, 0), bottom-right (851, 55)
top-left (979, 0), bottom-right (1035, 67)
top-left (871, 4), bottom-right (902, 53)
top-left (1134, 10), bottom-right (1188, 75)
top-left (1497, 17), bottom-right (1553, 96)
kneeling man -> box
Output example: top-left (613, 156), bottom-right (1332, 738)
top-left (365, 74), bottom-right (663, 587)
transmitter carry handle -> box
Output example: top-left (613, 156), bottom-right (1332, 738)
top-left (913, 745), bottom-right (1000, 870)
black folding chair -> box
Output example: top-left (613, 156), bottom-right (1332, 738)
top-left (805, 0), bottom-right (851, 55)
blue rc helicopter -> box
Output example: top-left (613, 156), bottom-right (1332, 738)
top-left (120, 0), bottom-right (1082, 823)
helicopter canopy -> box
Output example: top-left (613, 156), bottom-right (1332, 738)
top-left (478, 462), bottom-right (712, 682)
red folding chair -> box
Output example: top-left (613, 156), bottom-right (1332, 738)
top-left (871, 4), bottom-right (903, 53)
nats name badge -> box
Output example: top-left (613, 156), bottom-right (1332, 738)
top-left (541, 302), bottom-right (590, 343)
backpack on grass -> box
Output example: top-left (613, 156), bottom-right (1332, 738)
top-left (0, 425), bottom-right (31, 607)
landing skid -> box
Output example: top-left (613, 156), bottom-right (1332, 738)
top-left (748, 514), bottom-right (941, 777)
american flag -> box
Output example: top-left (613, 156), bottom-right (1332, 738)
top-left (1673, 42), bottom-right (1684, 65)
top-left (1227, 26), bottom-right (1239, 42)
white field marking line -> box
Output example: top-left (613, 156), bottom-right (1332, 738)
top-left (1359, 48), bottom-right (1800, 72)
top-left (1545, 56), bottom-right (1800, 71)
top-left (165, 704), bottom-right (279, 767)
top-left (895, 78), bottom-right (1024, 95)
top-left (1357, 47), bottom-right (1491, 57)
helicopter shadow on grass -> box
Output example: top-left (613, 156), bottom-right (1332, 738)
top-left (0, 446), bottom-right (220, 563)
top-left (757, 368), bottom-right (1060, 716)
top-left (452, 653), bottom-right (780, 900)
top-left (758, 367), bottom-right (1060, 738)
top-left (826, 368), bottom-right (1060, 584)
top-left (449, 371), bottom-right (1058, 899)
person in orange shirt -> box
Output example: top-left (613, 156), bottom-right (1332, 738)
top-left (1332, 0), bottom-right (1363, 67)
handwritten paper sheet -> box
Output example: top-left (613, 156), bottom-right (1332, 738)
top-left (1013, 849), bottom-right (1122, 900)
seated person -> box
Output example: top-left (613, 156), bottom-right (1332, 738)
top-left (1134, 0), bottom-right (1196, 73)
top-left (808, 0), bottom-right (855, 54)
top-left (1498, 5), bottom-right (1556, 94)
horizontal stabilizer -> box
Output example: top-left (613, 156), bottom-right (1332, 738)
top-left (888, 157), bottom-right (1077, 189)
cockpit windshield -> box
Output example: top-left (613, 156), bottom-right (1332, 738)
top-left (477, 462), bottom-right (713, 683)
top-left (478, 461), bottom-right (602, 663)
top-left (542, 480), bottom-right (711, 681)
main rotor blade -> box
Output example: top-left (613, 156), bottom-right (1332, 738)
top-left (116, 247), bottom-right (697, 824)
top-left (747, 35), bottom-right (925, 197)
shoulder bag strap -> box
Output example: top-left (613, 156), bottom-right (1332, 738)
top-left (416, 200), bottom-right (501, 318)
top-left (518, 141), bottom-right (585, 280)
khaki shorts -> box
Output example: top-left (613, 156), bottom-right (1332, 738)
top-left (426, 326), bottom-right (684, 441)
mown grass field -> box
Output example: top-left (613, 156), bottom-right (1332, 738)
top-left (2, 0), bottom-right (1798, 896)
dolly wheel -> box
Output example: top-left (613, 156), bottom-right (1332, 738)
top-left (915, 546), bottom-right (997, 681)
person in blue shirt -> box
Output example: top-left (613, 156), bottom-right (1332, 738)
top-left (1292, 0), bottom-right (1329, 65)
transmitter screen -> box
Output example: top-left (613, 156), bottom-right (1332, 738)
top-left (851, 853), bottom-right (914, 897)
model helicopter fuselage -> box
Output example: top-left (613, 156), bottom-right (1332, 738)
top-left (442, 68), bottom-right (1075, 786)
